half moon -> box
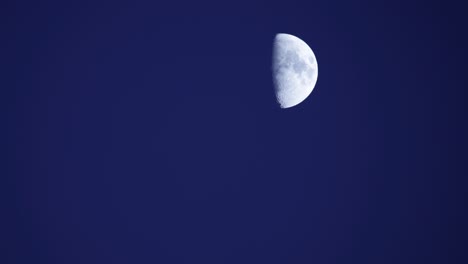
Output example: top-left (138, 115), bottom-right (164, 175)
top-left (272, 33), bottom-right (318, 108)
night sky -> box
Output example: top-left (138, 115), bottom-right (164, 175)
top-left (6, 0), bottom-right (468, 263)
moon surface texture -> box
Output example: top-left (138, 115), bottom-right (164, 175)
top-left (272, 33), bottom-right (318, 108)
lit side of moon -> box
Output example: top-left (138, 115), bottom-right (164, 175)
top-left (272, 33), bottom-right (318, 108)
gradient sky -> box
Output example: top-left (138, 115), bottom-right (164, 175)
top-left (5, 0), bottom-right (468, 263)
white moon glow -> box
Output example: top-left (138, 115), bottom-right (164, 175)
top-left (272, 33), bottom-right (318, 108)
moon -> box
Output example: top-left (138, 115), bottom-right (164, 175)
top-left (272, 33), bottom-right (318, 108)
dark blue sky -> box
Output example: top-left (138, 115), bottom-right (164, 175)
top-left (6, 0), bottom-right (468, 263)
